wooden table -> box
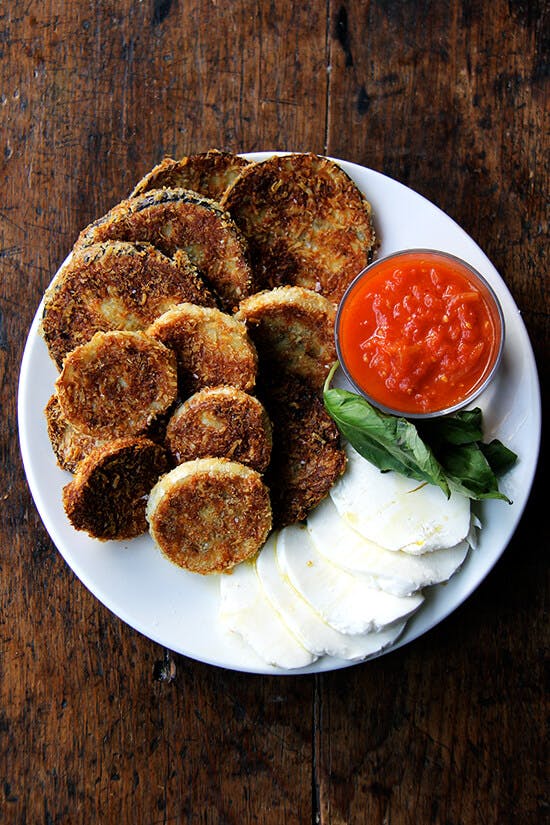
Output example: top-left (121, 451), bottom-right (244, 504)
top-left (2, 2), bottom-right (547, 822)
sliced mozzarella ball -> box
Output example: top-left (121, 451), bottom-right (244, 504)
top-left (307, 496), bottom-right (470, 596)
top-left (219, 556), bottom-right (316, 670)
top-left (330, 444), bottom-right (471, 554)
top-left (218, 622), bottom-right (277, 671)
top-left (276, 524), bottom-right (423, 635)
top-left (256, 533), bottom-right (406, 660)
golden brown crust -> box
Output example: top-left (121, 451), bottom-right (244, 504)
top-left (130, 150), bottom-right (251, 201)
top-left (221, 153), bottom-right (375, 303)
top-left (236, 286), bottom-right (337, 391)
top-left (147, 458), bottom-right (272, 574)
top-left (166, 386), bottom-right (272, 472)
top-left (62, 437), bottom-right (170, 540)
top-left (75, 188), bottom-right (254, 312)
top-left (147, 303), bottom-right (257, 398)
top-left (43, 150), bottom-right (365, 554)
top-left (259, 375), bottom-right (346, 527)
top-left (41, 241), bottom-right (214, 368)
top-left (55, 330), bottom-right (178, 438)
top-left (45, 393), bottom-right (108, 472)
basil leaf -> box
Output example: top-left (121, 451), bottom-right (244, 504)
top-left (323, 386), bottom-right (450, 497)
top-left (421, 408), bottom-right (483, 446)
top-left (479, 439), bottom-right (518, 475)
top-left (438, 442), bottom-right (511, 502)
top-left (322, 364), bottom-right (516, 503)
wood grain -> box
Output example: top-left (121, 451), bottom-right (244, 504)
top-left (1, 2), bottom-right (323, 822)
top-left (319, 2), bottom-right (548, 823)
top-left (1, 1), bottom-right (547, 823)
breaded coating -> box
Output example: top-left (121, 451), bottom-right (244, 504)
top-left (147, 303), bottom-right (257, 398)
top-left (236, 286), bottom-right (337, 391)
top-left (41, 241), bottom-right (214, 369)
top-left (56, 330), bottom-right (177, 438)
top-left (260, 376), bottom-right (346, 527)
top-left (221, 153), bottom-right (375, 303)
top-left (63, 437), bottom-right (169, 540)
top-left (45, 393), bottom-right (108, 472)
top-left (130, 150), bottom-right (251, 201)
top-left (166, 386), bottom-right (272, 472)
top-left (75, 188), bottom-right (254, 312)
top-left (147, 458), bottom-right (272, 574)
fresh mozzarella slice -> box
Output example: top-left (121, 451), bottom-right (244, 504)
top-left (276, 524), bottom-right (423, 635)
top-left (256, 533), bottom-right (406, 660)
top-left (330, 444), bottom-right (471, 554)
top-left (307, 496), bottom-right (470, 596)
top-left (218, 621), bottom-right (277, 671)
top-left (219, 556), bottom-right (316, 670)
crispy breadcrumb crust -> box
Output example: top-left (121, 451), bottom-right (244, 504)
top-left (147, 303), bottom-right (257, 398)
top-left (75, 188), bottom-right (254, 312)
top-left (166, 386), bottom-right (272, 472)
top-left (236, 286), bottom-right (337, 391)
top-left (62, 437), bottom-right (170, 540)
top-left (55, 330), bottom-right (177, 438)
top-left (147, 458), bottom-right (272, 574)
top-left (45, 393), bottom-right (109, 472)
top-left (43, 150), bottom-right (370, 553)
top-left (259, 375), bottom-right (346, 527)
top-left (41, 241), bottom-right (214, 368)
top-left (221, 153), bottom-right (375, 303)
top-left (130, 150), bottom-right (251, 201)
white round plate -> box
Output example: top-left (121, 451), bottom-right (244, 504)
top-left (18, 153), bottom-right (541, 675)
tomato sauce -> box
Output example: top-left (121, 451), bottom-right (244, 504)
top-left (336, 251), bottom-right (503, 416)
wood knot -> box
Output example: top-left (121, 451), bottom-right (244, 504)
top-left (153, 653), bottom-right (176, 682)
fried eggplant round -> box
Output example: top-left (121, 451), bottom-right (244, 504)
top-left (147, 458), bottom-right (272, 574)
top-left (147, 303), bottom-right (257, 398)
top-left (260, 375), bottom-right (346, 527)
top-left (41, 241), bottom-right (214, 368)
top-left (166, 386), bottom-right (272, 472)
top-left (221, 153), bottom-right (375, 303)
top-left (45, 393), bottom-right (109, 472)
top-left (55, 330), bottom-right (177, 438)
top-left (75, 188), bottom-right (254, 312)
top-left (62, 437), bottom-right (170, 540)
top-left (130, 150), bottom-right (251, 201)
top-left (236, 286), bottom-right (337, 391)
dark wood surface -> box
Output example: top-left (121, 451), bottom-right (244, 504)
top-left (1, 2), bottom-right (547, 823)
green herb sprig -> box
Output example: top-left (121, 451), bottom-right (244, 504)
top-left (323, 363), bottom-right (517, 503)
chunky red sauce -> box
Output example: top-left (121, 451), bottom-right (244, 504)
top-left (337, 251), bottom-right (502, 415)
